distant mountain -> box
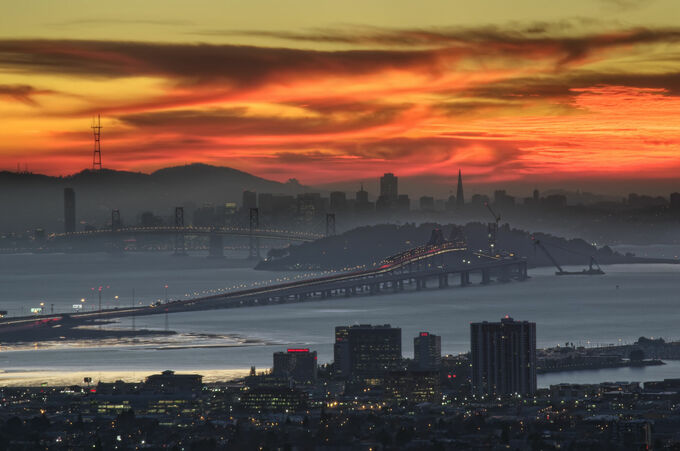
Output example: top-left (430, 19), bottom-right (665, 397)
top-left (0, 164), bottom-right (307, 232)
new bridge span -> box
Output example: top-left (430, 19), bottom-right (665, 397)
top-left (0, 242), bottom-right (527, 334)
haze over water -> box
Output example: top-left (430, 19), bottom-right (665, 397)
top-left (1, 250), bottom-right (679, 387)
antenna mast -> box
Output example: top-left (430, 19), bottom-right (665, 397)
top-left (92, 114), bottom-right (102, 171)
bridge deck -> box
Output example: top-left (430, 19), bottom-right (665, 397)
top-left (0, 246), bottom-right (527, 333)
top-left (50, 226), bottom-right (323, 242)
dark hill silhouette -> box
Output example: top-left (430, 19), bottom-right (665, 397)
top-left (0, 164), bottom-right (306, 232)
top-left (256, 222), bottom-right (659, 271)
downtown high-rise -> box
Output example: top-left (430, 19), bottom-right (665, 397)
top-left (470, 316), bottom-right (536, 397)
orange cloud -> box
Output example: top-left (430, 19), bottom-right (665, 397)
top-left (0, 24), bottom-right (679, 191)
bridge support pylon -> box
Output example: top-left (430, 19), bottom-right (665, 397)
top-left (249, 208), bottom-right (260, 260)
top-left (460, 271), bottom-right (470, 286)
top-left (518, 261), bottom-right (528, 280)
top-left (174, 207), bottom-right (187, 256)
top-left (481, 269), bottom-right (490, 285)
top-left (439, 274), bottom-right (449, 288)
top-left (326, 213), bottom-right (336, 237)
top-left (110, 209), bottom-right (124, 254)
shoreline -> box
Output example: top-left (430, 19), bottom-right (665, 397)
top-left (0, 368), bottom-right (252, 387)
top-left (537, 359), bottom-right (665, 374)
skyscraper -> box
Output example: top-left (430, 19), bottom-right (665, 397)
top-left (329, 191), bottom-right (347, 212)
top-left (333, 326), bottom-right (351, 377)
top-left (334, 324), bottom-right (402, 379)
top-left (242, 190), bottom-right (257, 211)
top-left (397, 194), bottom-right (410, 211)
top-left (670, 192), bottom-right (680, 211)
top-left (456, 169), bottom-right (464, 208)
top-left (354, 184), bottom-right (372, 214)
top-left (414, 332), bottom-right (441, 370)
top-left (272, 348), bottom-right (318, 383)
top-left (355, 184), bottom-right (369, 204)
top-left (380, 173), bottom-right (398, 200)
top-left (419, 196), bottom-right (435, 211)
top-left (470, 316), bottom-right (536, 397)
top-left (64, 187), bottom-right (76, 233)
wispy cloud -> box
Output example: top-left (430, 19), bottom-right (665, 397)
top-left (46, 18), bottom-right (194, 27)
top-left (1, 22), bottom-right (680, 184)
top-left (0, 84), bottom-right (54, 105)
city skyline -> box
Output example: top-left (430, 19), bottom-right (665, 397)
top-left (1, 4), bottom-right (679, 448)
top-left (1, 1), bottom-right (680, 193)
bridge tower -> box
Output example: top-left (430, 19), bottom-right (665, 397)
top-left (92, 114), bottom-right (102, 171)
top-left (111, 209), bottom-right (121, 231)
top-left (110, 209), bottom-right (123, 253)
top-left (249, 208), bottom-right (260, 259)
top-left (64, 188), bottom-right (76, 233)
top-left (174, 207), bottom-right (186, 255)
top-left (326, 213), bottom-right (336, 237)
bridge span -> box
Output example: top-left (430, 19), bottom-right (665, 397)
top-left (0, 242), bottom-right (528, 334)
top-left (51, 226), bottom-right (322, 242)
top-left (48, 225), bottom-right (324, 258)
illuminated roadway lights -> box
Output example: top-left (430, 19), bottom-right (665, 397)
top-left (73, 298), bottom-right (86, 311)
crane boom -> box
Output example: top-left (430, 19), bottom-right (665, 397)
top-left (484, 202), bottom-right (501, 254)
top-left (533, 239), bottom-right (564, 273)
top-left (485, 202), bottom-right (500, 224)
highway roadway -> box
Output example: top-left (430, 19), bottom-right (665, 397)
top-left (0, 242), bottom-right (525, 334)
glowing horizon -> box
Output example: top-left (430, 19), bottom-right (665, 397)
top-left (1, 1), bottom-right (680, 191)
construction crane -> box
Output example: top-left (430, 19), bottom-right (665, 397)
top-left (484, 202), bottom-right (501, 255)
top-left (531, 236), bottom-right (605, 276)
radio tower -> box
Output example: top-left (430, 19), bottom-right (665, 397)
top-left (92, 114), bottom-right (102, 171)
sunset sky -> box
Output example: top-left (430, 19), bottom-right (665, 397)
top-left (2, 0), bottom-right (680, 192)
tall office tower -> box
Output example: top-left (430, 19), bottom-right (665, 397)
top-left (64, 187), bottom-right (76, 233)
top-left (670, 192), bottom-right (680, 211)
top-left (470, 316), bottom-right (537, 397)
top-left (354, 183), bottom-right (372, 214)
top-left (257, 193), bottom-right (274, 215)
top-left (338, 324), bottom-right (402, 378)
top-left (419, 196), bottom-right (435, 211)
top-left (414, 332), bottom-right (441, 370)
top-left (333, 326), bottom-right (351, 377)
top-left (379, 173), bottom-right (398, 201)
top-left (456, 169), bottom-right (464, 208)
top-left (397, 194), bottom-right (410, 211)
top-left (355, 184), bottom-right (369, 204)
top-left (242, 190), bottom-right (257, 210)
top-left (272, 348), bottom-right (318, 384)
top-left (329, 191), bottom-right (347, 212)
